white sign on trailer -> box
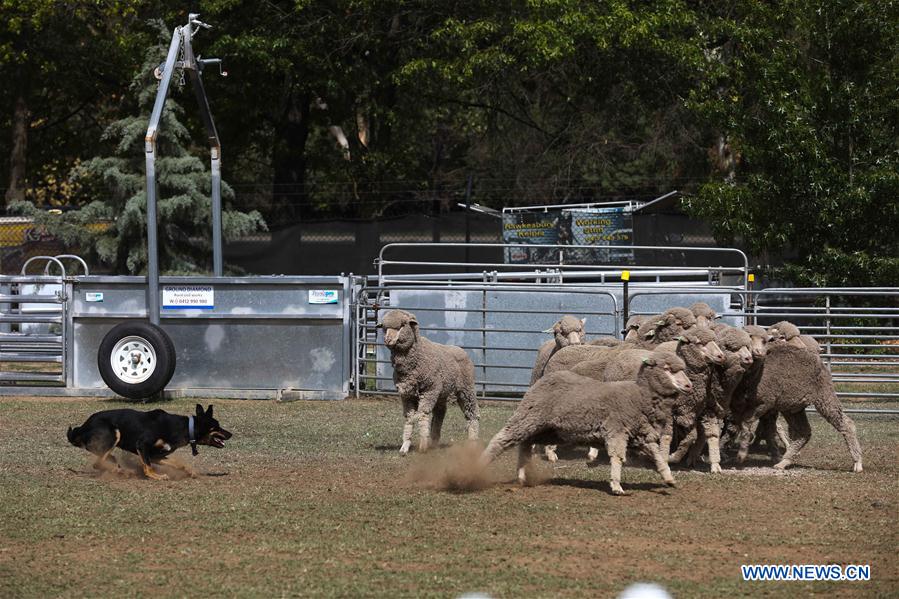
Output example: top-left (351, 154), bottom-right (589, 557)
top-left (162, 285), bottom-right (214, 309)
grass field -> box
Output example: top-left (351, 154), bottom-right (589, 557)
top-left (0, 395), bottom-right (896, 598)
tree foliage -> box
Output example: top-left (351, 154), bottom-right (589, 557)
top-left (12, 31), bottom-right (266, 274)
top-left (2, 1), bottom-right (896, 283)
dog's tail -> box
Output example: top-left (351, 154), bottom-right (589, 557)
top-left (67, 425), bottom-right (85, 447)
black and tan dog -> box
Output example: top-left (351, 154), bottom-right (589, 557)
top-left (67, 404), bottom-right (232, 480)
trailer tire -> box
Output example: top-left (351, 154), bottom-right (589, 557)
top-left (98, 322), bottom-right (176, 399)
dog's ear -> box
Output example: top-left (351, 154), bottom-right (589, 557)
top-left (196, 404), bottom-right (204, 418)
top-left (206, 404), bottom-right (214, 417)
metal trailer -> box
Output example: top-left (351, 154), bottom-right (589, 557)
top-left (0, 15), bottom-right (352, 401)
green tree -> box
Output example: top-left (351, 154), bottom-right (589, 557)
top-left (12, 30), bottom-right (266, 274)
top-left (685, 0), bottom-right (899, 286)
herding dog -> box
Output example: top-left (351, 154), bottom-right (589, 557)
top-left (67, 404), bottom-right (232, 480)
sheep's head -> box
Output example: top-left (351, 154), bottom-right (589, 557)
top-left (639, 349), bottom-right (693, 396)
top-left (768, 321), bottom-right (806, 348)
top-left (622, 315), bottom-right (649, 342)
top-left (689, 302), bottom-right (719, 328)
top-left (378, 309), bottom-right (419, 352)
top-left (676, 328), bottom-right (726, 367)
top-left (545, 315), bottom-right (586, 348)
top-left (645, 307), bottom-right (697, 343)
top-left (742, 324), bottom-right (769, 359)
top-left (714, 325), bottom-right (754, 366)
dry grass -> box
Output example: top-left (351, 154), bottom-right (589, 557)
top-left (0, 396), bottom-right (896, 598)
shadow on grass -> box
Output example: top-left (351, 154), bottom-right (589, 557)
top-left (549, 477), bottom-right (675, 496)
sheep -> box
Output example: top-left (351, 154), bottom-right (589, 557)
top-left (768, 321), bottom-right (823, 355)
top-left (479, 349), bottom-right (693, 495)
top-left (667, 325), bottom-right (755, 472)
top-left (541, 343), bottom-right (612, 377)
top-left (379, 309), bottom-right (480, 455)
top-left (732, 324), bottom-right (789, 460)
top-left (529, 315), bottom-right (587, 385)
top-left (640, 307), bottom-right (698, 345)
top-left (732, 340), bottom-right (863, 472)
top-left (689, 302), bottom-right (718, 328)
top-left (623, 315), bottom-right (652, 342)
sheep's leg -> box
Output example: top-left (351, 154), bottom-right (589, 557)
top-left (760, 412), bottom-right (784, 462)
top-left (736, 407), bottom-right (767, 463)
top-left (644, 441), bottom-right (677, 487)
top-left (685, 428), bottom-right (706, 468)
top-left (480, 424), bottom-right (531, 468)
top-left (416, 391), bottom-right (441, 452)
top-left (658, 415), bottom-right (674, 465)
top-left (606, 435), bottom-right (628, 496)
top-left (544, 444), bottom-right (559, 463)
top-left (455, 388), bottom-right (480, 442)
top-left (430, 401), bottom-right (447, 446)
top-left (699, 413), bottom-right (723, 474)
top-left (812, 394), bottom-right (863, 472)
top-left (774, 415), bottom-right (790, 454)
top-left (516, 444), bottom-right (532, 485)
top-left (774, 410), bottom-right (811, 470)
top-left (400, 397), bottom-right (417, 456)
top-left (668, 425), bottom-right (698, 463)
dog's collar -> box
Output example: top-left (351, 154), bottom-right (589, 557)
top-left (188, 415), bottom-right (198, 456)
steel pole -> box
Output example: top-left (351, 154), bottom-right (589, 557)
top-left (144, 27), bottom-right (183, 325)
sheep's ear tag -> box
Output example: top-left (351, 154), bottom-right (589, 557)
top-left (641, 357), bottom-right (650, 364)
top-left (645, 330), bottom-right (655, 338)
top-left (676, 335), bottom-right (687, 343)
top-left (542, 327), bottom-right (555, 333)
top-left (376, 323), bottom-right (383, 329)
top-left (656, 320), bottom-right (665, 326)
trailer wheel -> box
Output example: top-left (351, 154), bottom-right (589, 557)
top-left (98, 322), bottom-right (176, 399)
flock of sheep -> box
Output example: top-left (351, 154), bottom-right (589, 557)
top-left (377, 303), bottom-right (863, 495)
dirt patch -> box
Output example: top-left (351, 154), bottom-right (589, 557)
top-left (405, 443), bottom-right (491, 491)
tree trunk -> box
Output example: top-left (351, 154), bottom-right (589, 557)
top-left (4, 94), bottom-right (29, 211)
top-left (272, 91), bottom-right (311, 225)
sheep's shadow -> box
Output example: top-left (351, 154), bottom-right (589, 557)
top-left (372, 442), bottom-right (455, 453)
top-left (549, 477), bottom-right (675, 496)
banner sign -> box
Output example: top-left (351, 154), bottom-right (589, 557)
top-left (501, 212), bottom-right (564, 264)
top-left (502, 206), bottom-right (634, 264)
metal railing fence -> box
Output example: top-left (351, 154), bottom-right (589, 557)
top-left (354, 281), bottom-right (898, 413)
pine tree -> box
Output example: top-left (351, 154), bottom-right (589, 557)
top-left (12, 26), bottom-right (266, 275)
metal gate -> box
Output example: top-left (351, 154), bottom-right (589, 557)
top-left (0, 259), bottom-right (72, 386)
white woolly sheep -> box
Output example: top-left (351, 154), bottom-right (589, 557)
top-left (530, 315), bottom-right (587, 385)
top-left (379, 309), bottom-right (480, 455)
top-left (732, 335), bottom-right (863, 472)
top-left (689, 302), bottom-right (719, 328)
top-left (480, 349), bottom-right (693, 495)
top-left (668, 325), bottom-right (755, 472)
top-left (640, 307), bottom-right (698, 345)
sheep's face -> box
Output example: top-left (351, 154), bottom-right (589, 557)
top-left (689, 302), bottom-right (718, 328)
top-left (379, 310), bottom-right (419, 352)
top-left (641, 351), bottom-right (693, 395)
top-left (622, 316), bottom-right (646, 342)
top-left (716, 327), bottom-right (754, 366)
top-left (548, 316), bottom-right (586, 348)
top-left (742, 326), bottom-right (769, 359)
